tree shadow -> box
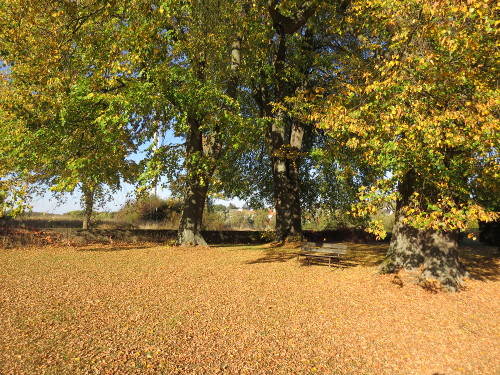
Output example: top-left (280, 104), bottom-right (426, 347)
top-left (214, 244), bottom-right (263, 249)
top-left (246, 250), bottom-right (297, 264)
top-left (77, 245), bottom-right (152, 252)
top-left (296, 256), bottom-right (358, 269)
top-left (244, 243), bottom-right (389, 268)
top-left (460, 245), bottom-right (499, 282)
top-left (345, 243), bottom-right (388, 267)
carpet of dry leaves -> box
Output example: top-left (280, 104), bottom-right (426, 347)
top-left (0, 242), bottom-right (498, 375)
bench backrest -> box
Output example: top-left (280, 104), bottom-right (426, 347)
top-left (301, 242), bottom-right (348, 254)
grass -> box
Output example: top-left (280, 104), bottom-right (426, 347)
top-left (0, 242), bottom-right (498, 374)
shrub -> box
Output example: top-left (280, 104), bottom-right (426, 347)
top-left (115, 196), bottom-right (182, 228)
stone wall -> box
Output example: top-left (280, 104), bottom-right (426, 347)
top-left (51, 228), bottom-right (274, 245)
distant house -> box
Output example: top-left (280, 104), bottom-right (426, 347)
top-left (382, 204), bottom-right (394, 215)
top-left (267, 209), bottom-right (276, 221)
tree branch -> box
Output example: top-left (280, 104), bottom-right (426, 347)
top-left (267, 0), bottom-right (317, 35)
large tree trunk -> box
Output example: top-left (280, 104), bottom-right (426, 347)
top-left (419, 229), bottom-right (467, 291)
top-left (380, 215), bottom-right (425, 272)
top-left (272, 154), bottom-right (298, 242)
top-left (176, 24), bottom-right (239, 246)
top-left (380, 171), bottom-right (468, 291)
top-left (288, 120), bottom-right (304, 237)
top-left (265, 31), bottom-right (305, 243)
top-left (81, 186), bottom-right (94, 230)
top-left (382, 215), bottom-right (467, 291)
top-left (177, 176), bottom-right (209, 246)
top-left (268, 110), bottom-right (304, 242)
top-left (263, 3), bottom-right (318, 242)
top-left (250, 3), bottom-right (317, 243)
top-left (177, 117), bottom-right (210, 246)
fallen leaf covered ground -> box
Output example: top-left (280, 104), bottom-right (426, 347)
top-left (0, 242), bottom-right (498, 374)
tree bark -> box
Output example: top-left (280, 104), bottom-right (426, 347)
top-left (268, 112), bottom-right (304, 242)
top-left (380, 171), bottom-right (468, 291)
top-left (177, 116), bottom-right (210, 246)
top-left (380, 214), bottom-right (425, 272)
top-left (288, 120), bottom-right (304, 236)
top-left (176, 25), bottom-right (240, 246)
top-left (228, 32), bottom-right (241, 99)
top-left (177, 175), bottom-right (209, 246)
top-left (81, 185), bottom-right (94, 230)
top-left (419, 229), bottom-right (467, 291)
top-left (263, 23), bottom-right (308, 243)
top-left (272, 151), bottom-right (295, 241)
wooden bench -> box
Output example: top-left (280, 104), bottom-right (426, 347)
top-left (297, 242), bottom-right (348, 269)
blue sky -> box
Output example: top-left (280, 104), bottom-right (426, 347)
top-left (30, 130), bottom-right (169, 214)
top-left (29, 129), bottom-right (245, 214)
top-left (30, 186), bottom-right (244, 214)
top-left (29, 182), bottom-right (171, 214)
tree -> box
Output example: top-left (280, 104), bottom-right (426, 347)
top-left (121, 0), bottom-right (247, 245)
top-left (1, 0), bottom-right (250, 240)
top-left (320, 0), bottom-right (499, 290)
top-left (37, 78), bottom-right (137, 229)
top-left (243, 0), bottom-right (320, 242)
top-left (220, 0), bottom-right (355, 242)
top-left (0, 100), bottom-right (34, 217)
top-left (0, 1), bottom-right (137, 228)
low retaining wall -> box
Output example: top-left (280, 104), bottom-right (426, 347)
top-left (50, 228), bottom-right (378, 245)
top-left (1, 224), bottom-right (383, 247)
top-left (50, 228), bottom-right (275, 245)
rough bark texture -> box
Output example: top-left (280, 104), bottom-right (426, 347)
top-left (269, 116), bottom-right (304, 242)
top-left (261, 6), bottom-right (316, 243)
top-left (228, 33), bottom-right (241, 99)
top-left (82, 187), bottom-right (94, 230)
top-left (288, 121), bottom-right (304, 236)
top-left (177, 117), bottom-right (211, 246)
top-left (380, 171), bottom-right (468, 291)
top-left (266, 107), bottom-right (305, 243)
top-left (380, 216), bottom-right (425, 272)
top-left (272, 156), bottom-right (302, 242)
top-left (419, 229), bottom-right (468, 291)
top-left (177, 182), bottom-right (208, 246)
top-left (176, 117), bottom-right (205, 246)
top-left (381, 215), bottom-right (468, 291)
top-left (176, 20), bottom-right (239, 246)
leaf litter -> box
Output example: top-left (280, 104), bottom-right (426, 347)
top-left (0, 243), bottom-right (498, 374)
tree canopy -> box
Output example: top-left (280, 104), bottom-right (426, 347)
top-left (0, 0), bottom-right (137, 225)
top-left (0, 0), bottom-right (498, 288)
top-left (321, 0), bottom-right (499, 233)
top-left (318, 0), bottom-right (499, 289)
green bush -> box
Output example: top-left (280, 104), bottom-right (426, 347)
top-left (115, 195), bottom-right (182, 228)
top-left (202, 211), bottom-right (226, 231)
top-left (302, 208), bottom-right (369, 231)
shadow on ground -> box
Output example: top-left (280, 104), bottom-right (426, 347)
top-left (460, 245), bottom-right (499, 282)
top-left (77, 245), bottom-right (152, 252)
top-left (346, 243), bottom-right (388, 267)
top-left (245, 243), bottom-right (389, 268)
top-left (296, 257), bottom-right (358, 269)
top-left (246, 250), bottom-right (366, 269)
top-left (246, 250), bottom-right (297, 264)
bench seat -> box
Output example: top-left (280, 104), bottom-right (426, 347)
top-left (297, 242), bottom-right (348, 268)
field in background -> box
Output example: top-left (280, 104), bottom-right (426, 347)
top-left (0, 242), bottom-right (498, 375)
top-left (1, 212), bottom-right (381, 247)
top-left (7, 198), bottom-right (397, 233)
